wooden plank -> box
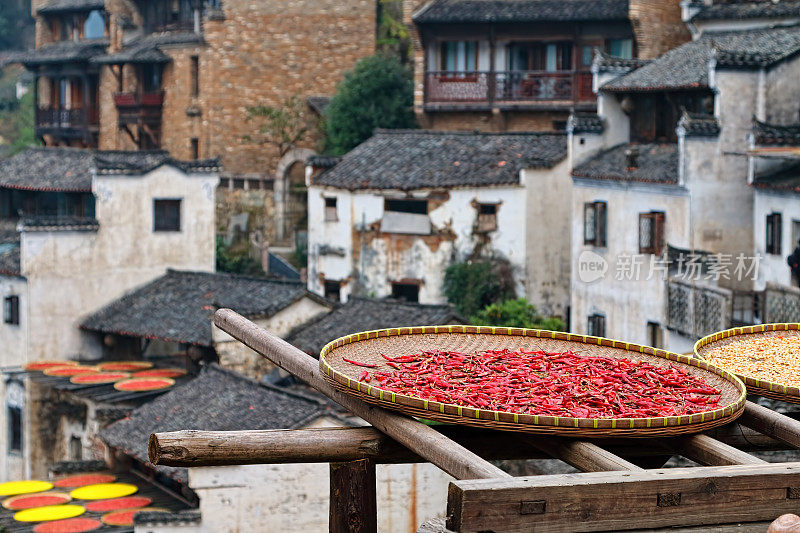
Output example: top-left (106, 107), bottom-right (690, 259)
top-left (740, 401), bottom-right (800, 449)
top-left (330, 459), bottom-right (377, 533)
top-left (417, 517), bottom-right (774, 533)
top-left (446, 462), bottom-right (800, 532)
top-left (212, 309), bottom-right (509, 480)
top-left (524, 437), bottom-right (643, 472)
top-left (672, 434), bottom-right (767, 466)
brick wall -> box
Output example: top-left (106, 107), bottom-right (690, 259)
top-left (629, 0), bottom-right (691, 59)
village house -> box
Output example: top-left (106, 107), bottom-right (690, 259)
top-left (305, 129), bottom-right (571, 317)
top-left (568, 1), bottom-right (800, 351)
top-left (404, 0), bottom-right (689, 132)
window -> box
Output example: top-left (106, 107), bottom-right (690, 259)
top-left (766, 212), bottom-right (782, 255)
top-left (190, 55), bottom-right (199, 97)
top-left (392, 281), bottom-right (420, 303)
top-left (70, 436), bottom-right (82, 461)
top-left (324, 279), bottom-right (341, 302)
top-left (232, 179), bottom-right (245, 190)
top-left (385, 199), bottom-right (427, 214)
top-left (508, 42), bottom-right (572, 71)
top-left (440, 41), bottom-right (478, 73)
top-left (608, 38), bottom-right (633, 59)
top-left (382, 198), bottom-right (431, 235)
top-left (4, 296), bottom-right (19, 325)
top-left (584, 201), bottom-right (607, 247)
top-left (153, 199), bottom-right (181, 232)
top-left (84, 10), bottom-right (105, 39)
top-left (7, 406), bottom-right (21, 453)
top-left (190, 138), bottom-right (199, 160)
top-left (587, 314), bottom-right (606, 337)
top-left (142, 63), bottom-right (162, 93)
top-left (476, 203), bottom-right (497, 232)
top-left (552, 120), bottom-right (567, 131)
top-left (581, 45), bottom-right (594, 67)
top-left (646, 321), bottom-right (662, 349)
top-left (639, 211), bottom-right (665, 254)
top-left (324, 197), bottom-right (338, 222)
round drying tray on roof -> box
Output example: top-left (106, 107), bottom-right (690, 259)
top-left (320, 325), bottom-right (746, 437)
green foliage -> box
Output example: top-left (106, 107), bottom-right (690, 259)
top-left (215, 236), bottom-right (263, 276)
top-left (443, 259), bottom-right (516, 318)
top-left (324, 54), bottom-right (416, 155)
top-left (0, 89), bottom-right (38, 155)
top-left (243, 95), bottom-right (318, 158)
top-left (377, 0), bottom-right (411, 61)
top-left (291, 238), bottom-right (308, 271)
top-left (0, 1), bottom-right (33, 51)
top-left (472, 298), bottom-right (566, 331)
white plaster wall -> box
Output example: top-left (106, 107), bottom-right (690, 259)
top-left (765, 55), bottom-right (800, 124)
top-left (570, 179), bottom-right (690, 350)
top-left (753, 189), bottom-right (800, 290)
top-left (597, 92), bottom-right (630, 148)
top-left (20, 166), bottom-right (218, 361)
top-left (569, 131), bottom-right (606, 169)
top-left (0, 278), bottom-right (29, 481)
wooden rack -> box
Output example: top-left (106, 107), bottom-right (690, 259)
top-left (149, 310), bottom-right (800, 532)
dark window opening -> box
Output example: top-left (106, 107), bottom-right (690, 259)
top-left (385, 198), bottom-right (427, 215)
top-left (392, 282), bottom-right (420, 303)
top-left (584, 201), bottom-right (607, 247)
top-left (141, 63), bottom-right (163, 93)
top-left (4, 296), bottom-right (19, 325)
top-left (646, 321), bottom-right (662, 349)
top-left (639, 211), bottom-right (666, 254)
top-left (587, 314), bottom-right (605, 337)
top-left (766, 212), bottom-right (782, 255)
top-left (190, 138), bottom-right (199, 160)
top-left (0, 190), bottom-right (95, 220)
top-left (629, 91), bottom-right (713, 143)
top-left (552, 120), bottom-right (567, 131)
top-left (476, 203), bottom-right (498, 232)
top-left (70, 436), bottom-right (82, 460)
top-left (507, 42), bottom-right (573, 71)
top-left (324, 197), bottom-right (338, 222)
top-left (190, 55), bottom-right (199, 97)
top-left (324, 279), bottom-right (341, 302)
top-left (7, 406), bottom-right (21, 453)
top-left (232, 179), bottom-right (245, 190)
top-left (153, 199), bottom-right (181, 232)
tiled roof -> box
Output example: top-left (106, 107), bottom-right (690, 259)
top-left (307, 154), bottom-right (341, 168)
top-left (0, 147), bottom-right (95, 192)
top-left (753, 160), bottom-right (800, 193)
top-left (100, 364), bottom-right (331, 482)
top-left (13, 39), bottom-right (108, 66)
top-left (413, 0), bottom-right (630, 23)
top-left (678, 111), bottom-right (721, 137)
top-left (568, 113), bottom-right (604, 134)
top-left (93, 32), bottom-right (204, 65)
top-left (753, 118), bottom-right (800, 145)
top-left (593, 49), bottom-right (652, 72)
top-left (80, 270), bottom-right (327, 346)
top-left (0, 243), bottom-right (20, 277)
top-left (314, 130), bottom-right (567, 190)
top-left (93, 150), bottom-right (220, 174)
top-left (267, 252), bottom-right (301, 281)
top-left (602, 25), bottom-right (800, 91)
top-left (571, 143), bottom-right (680, 184)
top-left (307, 96), bottom-right (331, 116)
top-left (37, 0), bottom-right (105, 14)
top-left (693, 1), bottom-right (800, 21)
top-left (286, 298), bottom-right (463, 356)
top-left (19, 215), bottom-right (99, 232)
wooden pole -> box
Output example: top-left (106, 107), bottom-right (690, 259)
top-left (524, 437), bottom-right (643, 472)
top-left (740, 400), bottom-right (800, 448)
top-left (672, 434), bottom-right (767, 466)
top-left (330, 459), bottom-right (377, 533)
top-left (211, 309), bottom-right (509, 480)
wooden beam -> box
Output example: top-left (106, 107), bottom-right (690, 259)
top-left (524, 437), bottom-right (643, 472)
top-left (672, 434), bottom-right (767, 466)
top-left (446, 462), bottom-right (800, 532)
top-left (740, 401), bottom-right (800, 449)
top-left (330, 459), bottom-right (377, 533)
top-left (211, 309), bottom-right (509, 481)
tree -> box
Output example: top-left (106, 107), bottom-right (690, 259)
top-left (324, 54), bottom-right (416, 155)
top-left (443, 258), bottom-right (517, 318)
top-left (0, 89), bottom-right (37, 155)
top-left (0, 1), bottom-right (34, 51)
top-left (215, 236), bottom-right (263, 276)
top-left (472, 298), bottom-right (566, 331)
top-left (243, 95), bottom-right (317, 158)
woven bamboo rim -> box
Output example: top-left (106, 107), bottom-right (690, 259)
top-left (320, 325), bottom-right (747, 437)
top-left (695, 323), bottom-right (800, 404)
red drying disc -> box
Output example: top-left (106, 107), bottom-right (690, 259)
top-left (70, 372), bottom-right (130, 385)
top-left (113, 378), bottom-right (174, 392)
top-left (85, 496), bottom-right (152, 513)
top-left (132, 368), bottom-right (186, 379)
top-left (3, 492), bottom-right (71, 510)
top-left (43, 366), bottom-right (96, 377)
top-left (24, 361), bottom-right (79, 371)
top-left (101, 507), bottom-right (166, 526)
top-left (97, 362), bottom-right (153, 371)
top-left (33, 518), bottom-right (102, 533)
top-left (52, 474), bottom-right (116, 489)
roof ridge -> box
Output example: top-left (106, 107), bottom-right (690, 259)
top-left (206, 363), bottom-right (328, 408)
top-left (164, 268), bottom-right (305, 286)
top-left (373, 129), bottom-right (566, 137)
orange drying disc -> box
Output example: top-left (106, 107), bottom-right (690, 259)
top-left (52, 474), bottom-right (116, 489)
top-left (33, 518), bottom-right (102, 533)
top-left (14, 504), bottom-right (85, 522)
top-left (97, 361), bottom-right (153, 371)
top-left (132, 368), bottom-right (186, 379)
top-left (85, 496), bottom-right (152, 513)
top-left (0, 480), bottom-right (54, 496)
top-left (101, 507), bottom-right (167, 526)
top-left (113, 377), bottom-right (174, 392)
top-left (69, 372), bottom-right (130, 385)
top-left (43, 366), bottom-right (97, 377)
top-left (69, 483), bottom-right (137, 500)
top-left (24, 361), bottom-right (79, 371)
top-left (3, 491), bottom-right (71, 510)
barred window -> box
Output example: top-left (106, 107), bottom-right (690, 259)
top-left (639, 211), bottom-right (665, 254)
top-left (584, 201), bottom-right (607, 246)
top-left (766, 212), bottom-right (782, 255)
top-left (4, 296), bottom-right (19, 325)
top-left (587, 314), bottom-right (605, 337)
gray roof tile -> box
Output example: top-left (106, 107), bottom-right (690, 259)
top-left (413, 0), bottom-right (630, 23)
top-left (314, 130), bottom-right (567, 190)
top-left (693, 1), bottom-right (800, 21)
top-left (568, 113), bottom-right (604, 134)
top-left (93, 32), bottom-right (204, 65)
top-left (753, 160), bottom-right (800, 192)
top-left (678, 111), bottom-right (721, 137)
top-left (571, 143), bottom-right (679, 184)
top-left (13, 39), bottom-right (108, 66)
top-left (753, 118), bottom-right (800, 145)
top-left (37, 0), bottom-right (105, 14)
top-left (80, 270), bottom-right (324, 346)
top-left (0, 244), bottom-right (20, 277)
top-left (20, 216), bottom-right (99, 232)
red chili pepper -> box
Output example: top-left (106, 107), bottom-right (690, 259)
top-left (343, 357), bottom-right (376, 368)
top-left (358, 370), bottom-right (370, 382)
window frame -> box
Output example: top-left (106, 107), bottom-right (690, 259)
top-left (587, 313), bottom-right (606, 337)
top-left (583, 201), bottom-right (607, 247)
top-left (766, 212), bottom-right (782, 255)
top-left (639, 211), bottom-right (666, 255)
top-left (7, 405), bottom-right (21, 454)
top-left (646, 321), bottom-right (662, 349)
top-left (153, 198), bottom-right (182, 232)
top-left (4, 295), bottom-right (19, 325)
top-left (476, 202), bottom-right (498, 233)
top-left (190, 55), bottom-right (199, 97)
top-left (324, 197), bottom-right (338, 222)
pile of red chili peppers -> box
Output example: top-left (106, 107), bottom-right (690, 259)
top-left (344, 349), bottom-right (722, 418)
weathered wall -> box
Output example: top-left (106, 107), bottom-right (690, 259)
top-left (628, 0), bottom-right (691, 59)
top-left (765, 56), bottom-right (800, 124)
top-left (753, 189), bottom-right (800, 290)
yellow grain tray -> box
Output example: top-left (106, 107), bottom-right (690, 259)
top-left (695, 323), bottom-right (800, 404)
top-left (320, 325), bottom-right (746, 437)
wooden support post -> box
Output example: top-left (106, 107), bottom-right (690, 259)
top-left (672, 434), bottom-right (767, 466)
top-left (740, 400), bottom-right (800, 448)
top-left (330, 459), bottom-right (377, 533)
top-left (212, 309), bottom-right (509, 481)
top-left (524, 437), bottom-right (643, 472)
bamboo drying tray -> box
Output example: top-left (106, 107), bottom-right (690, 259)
top-left (320, 326), bottom-right (746, 437)
top-left (695, 323), bottom-right (800, 404)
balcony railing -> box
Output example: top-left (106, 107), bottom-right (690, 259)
top-left (113, 91), bottom-right (164, 126)
top-left (424, 71), bottom-right (596, 105)
top-left (35, 107), bottom-right (99, 137)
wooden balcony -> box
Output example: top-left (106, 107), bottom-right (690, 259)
top-left (424, 70), bottom-right (596, 108)
top-left (113, 91), bottom-right (164, 127)
top-left (35, 107), bottom-right (99, 140)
